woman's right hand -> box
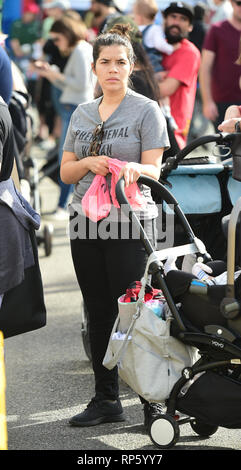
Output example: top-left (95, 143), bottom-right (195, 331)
top-left (86, 156), bottom-right (109, 176)
top-left (218, 118), bottom-right (240, 133)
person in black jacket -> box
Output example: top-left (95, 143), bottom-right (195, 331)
top-left (0, 43), bottom-right (13, 105)
top-left (131, 40), bottom-right (160, 102)
top-left (189, 2), bottom-right (208, 52)
top-left (0, 97), bottom-right (15, 182)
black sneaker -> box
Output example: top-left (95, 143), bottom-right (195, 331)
top-left (69, 398), bottom-right (125, 427)
top-left (143, 402), bottom-right (165, 431)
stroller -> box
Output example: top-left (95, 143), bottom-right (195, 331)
top-left (9, 90), bottom-right (53, 256)
top-left (114, 131), bottom-right (241, 449)
top-left (80, 132), bottom-right (241, 361)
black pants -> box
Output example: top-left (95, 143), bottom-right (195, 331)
top-left (70, 215), bottom-right (157, 401)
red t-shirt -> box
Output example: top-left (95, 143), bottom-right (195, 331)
top-left (163, 39), bottom-right (200, 149)
top-left (203, 20), bottom-right (241, 103)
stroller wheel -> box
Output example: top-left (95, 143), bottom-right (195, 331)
top-left (190, 419), bottom-right (218, 437)
top-left (149, 415), bottom-right (180, 449)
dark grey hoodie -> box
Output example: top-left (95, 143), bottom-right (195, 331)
top-left (0, 177), bottom-right (40, 295)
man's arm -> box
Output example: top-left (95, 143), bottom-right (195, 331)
top-left (199, 49), bottom-right (218, 121)
top-left (158, 76), bottom-right (181, 98)
top-left (158, 45), bottom-right (197, 98)
top-left (10, 39), bottom-right (23, 58)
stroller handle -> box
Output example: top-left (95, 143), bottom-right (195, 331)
top-left (116, 175), bottom-right (188, 332)
top-left (115, 175), bottom-right (208, 259)
top-left (161, 132), bottom-right (238, 179)
top-left (116, 174), bottom-right (179, 207)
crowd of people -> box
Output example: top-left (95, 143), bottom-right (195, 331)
top-left (3, 0), bottom-right (241, 212)
top-left (1, 0), bottom-right (241, 433)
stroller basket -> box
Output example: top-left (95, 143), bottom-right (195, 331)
top-left (177, 370), bottom-right (241, 429)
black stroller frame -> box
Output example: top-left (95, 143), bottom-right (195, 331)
top-left (9, 90), bottom-right (53, 257)
top-left (23, 155), bottom-right (53, 257)
top-left (115, 132), bottom-right (241, 449)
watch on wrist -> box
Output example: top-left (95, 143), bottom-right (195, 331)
top-left (235, 120), bottom-right (241, 132)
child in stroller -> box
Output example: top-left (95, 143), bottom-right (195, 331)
top-left (163, 254), bottom-right (241, 331)
top-left (165, 255), bottom-right (241, 286)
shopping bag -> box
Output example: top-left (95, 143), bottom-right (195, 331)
top-left (103, 303), bottom-right (195, 402)
top-left (103, 254), bottom-right (197, 402)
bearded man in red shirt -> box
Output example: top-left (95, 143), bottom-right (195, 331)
top-left (158, 2), bottom-right (200, 149)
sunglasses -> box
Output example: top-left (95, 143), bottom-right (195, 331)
top-left (234, 1), bottom-right (241, 5)
top-left (89, 122), bottom-right (104, 156)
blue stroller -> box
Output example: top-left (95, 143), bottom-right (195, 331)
top-left (115, 131), bottom-right (241, 449)
top-left (157, 132), bottom-right (241, 260)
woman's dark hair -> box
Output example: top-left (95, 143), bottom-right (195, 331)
top-left (50, 16), bottom-right (87, 47)
top-left (131, 41), bottom-right (160, 102)
top-left (92, 24), bottom-right (135, 67)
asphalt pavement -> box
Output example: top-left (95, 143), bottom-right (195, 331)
top-left (3, 141), bottom-right (241, 460)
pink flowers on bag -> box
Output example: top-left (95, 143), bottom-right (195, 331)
top-left (81, 158), bottom-right (147, 221)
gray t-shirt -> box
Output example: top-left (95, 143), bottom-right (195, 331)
top-left (64, 88), bottom-right (170, 220)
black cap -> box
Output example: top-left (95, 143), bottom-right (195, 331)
top-left (162, 2), bottom-right (194, 23)
top-left (95, 0), bottom-right (115, 6)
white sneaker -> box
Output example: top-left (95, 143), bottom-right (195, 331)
top-left (40, 139), bottom-right (56, 151)
top-left (44, 208), bottom-right (69, 221)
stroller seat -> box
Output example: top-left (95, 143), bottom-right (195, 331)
top-left (166, 195), bottom-right (241, 354)
top-left (163, 260), bottom-right (241, 445)
top-left (166, 265), bottom-right (241, 334)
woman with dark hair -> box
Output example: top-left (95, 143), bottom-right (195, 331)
top-left (131, 39), bottom-right (161, 102)
top-left (60, 24), bottom-right (169, 427)
top-left (35, 15), bottom-right (95, 219)
top-left (105, 16), bottom-right (160, 101)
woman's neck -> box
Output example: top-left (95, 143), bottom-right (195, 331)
top-left (99, 88), bottom-right (127, 121)
top-left (101, 88), bottom-right (127, 106)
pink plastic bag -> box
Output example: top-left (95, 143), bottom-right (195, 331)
top-left (109, 158), bottom-right (147, 210)
top-left (81, 158), bottom-right (147, 222)
top-left (81, 175), bottom-right (111, 222)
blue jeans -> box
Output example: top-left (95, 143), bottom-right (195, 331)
top-left (51, 85), bottom-right (62, 115)
top-left (58, 103), bottom-right (77, 209)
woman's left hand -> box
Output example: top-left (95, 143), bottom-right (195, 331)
top-left (118, 162), bottom-right (142, 187)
